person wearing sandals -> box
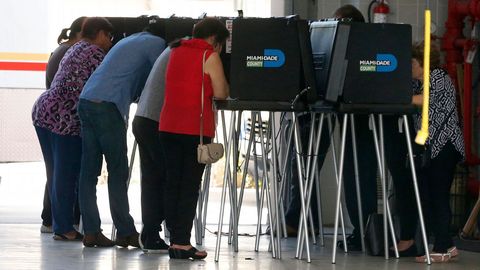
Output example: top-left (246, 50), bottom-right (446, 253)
top-left (158, 18), bottom-right (229, 259)
top-left (392, 41), bottom-right (464, 263)
top-left (32, 17), bottom-right (113, 241)
top-left (40, 16), bottom-right (86, 234)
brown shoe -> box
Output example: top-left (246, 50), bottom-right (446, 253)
top-left (115, 232), bottom-right (140, 248)
top-left (83, 232), bottom-right (115, 247)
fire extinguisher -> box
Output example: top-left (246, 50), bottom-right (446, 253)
top-left (370, 0), bottom-right (390, 23)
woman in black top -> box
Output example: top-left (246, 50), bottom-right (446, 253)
top-left (393, 41), bottom-right (464, 263)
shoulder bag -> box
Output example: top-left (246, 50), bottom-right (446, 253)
top-left (197, 50), bottom-right (224, 164)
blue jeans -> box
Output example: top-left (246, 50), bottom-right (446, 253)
top-left (78, 99), bottom-right (136, 237)
top-left (35, 126), bottom-right (81, 234)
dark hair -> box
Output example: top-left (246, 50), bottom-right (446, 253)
top-left (169, 18), bottom-right (229, 49)
top-left (412, 41), bottom-right (441, 70)
top-left (57, 16), bottom-right (87, 44)
top-left (193, 18), bottom-right (229, 45)
top-left (81, 17), bottom-right (114, 40)
top-left (144, 16), bottom-right (165, 38)
top-left (334, 4), bottom-right (365, 23)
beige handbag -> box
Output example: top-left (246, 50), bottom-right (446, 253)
top-left (197, 50), bottom-right (224, 164)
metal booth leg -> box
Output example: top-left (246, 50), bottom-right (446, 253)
top-left (278, 116), bottom-right (295, 238)
top-left (349, 114), bottom-right (366, 252)
top-left (194, 163), bottom-right (210, 245)
top-left (369, 115), bottom-right (400, 259)
top-left (326, 114), bottom-right (348, 253)
top-left (296, 113), bottom-right (317, 259)
top-left (402, 115), bottom-right (431, 265)
top-left (215, 110), bottom-right (236, 262)
top-left (291, 112), bottom-right (311, 262)
top-left (332, 114), bottom-right (349, 264)
top-left (298, 113), bottom-right (328, 258)
top-left (270, 112), bottom-right (282, 258)
top-left (258, 112), bottom-right (278, 258)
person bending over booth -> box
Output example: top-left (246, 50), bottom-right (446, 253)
top-left (331, 5), bottom-right (413, 254)
top-left (78, 19), bottom-right (166, 248)
top-left (32, 17), bottom-right (113, 241)
top-left (159, 18), bottom-right (229, 260)
top-left (132, 46), bottom-right (172, 253)
top-left (392, 41), bottom-right (464, 263)
top-left (39, 16), bottom-right (86, 234)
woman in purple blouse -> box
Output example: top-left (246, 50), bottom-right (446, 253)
top-left (40, 16), bottom-right (86, 234)
top-left (32, 17), bottom-right (113, 241)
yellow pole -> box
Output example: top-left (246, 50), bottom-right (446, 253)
top-left (415, 10), bottom-right (431, 145)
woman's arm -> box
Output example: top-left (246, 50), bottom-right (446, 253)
top-left (205, 52), bottom-right (229, 99)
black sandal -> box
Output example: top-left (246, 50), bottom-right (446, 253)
top-left (53, 231), bottom-right (83, 241)
top-left (168, 246), bottom-right (207, 260)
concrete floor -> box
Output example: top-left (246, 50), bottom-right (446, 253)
top-left (1, 224), bottom-right (479, 270)
top-left (1, 162), bottom-right (479, 270)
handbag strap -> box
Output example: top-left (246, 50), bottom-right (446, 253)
top-left (199, 50), bottom-right (208, 145)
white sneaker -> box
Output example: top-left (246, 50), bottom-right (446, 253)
top-left (40, 224), bottom-right (53, 233)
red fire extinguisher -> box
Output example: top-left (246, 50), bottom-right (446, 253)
top-left (373, 0), bottom-right (390, 23)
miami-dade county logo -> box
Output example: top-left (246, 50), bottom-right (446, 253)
top-left (359, 54), bottom-right (397, 72)
top-left (246, 49), bottom-right (285, 68)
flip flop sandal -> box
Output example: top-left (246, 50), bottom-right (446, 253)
top-left (415, 253), bottom-right (451, 263)
top-left (447, 246), bottom-right (459, 260)
top-left (53, 231), bottom-right (83, 241)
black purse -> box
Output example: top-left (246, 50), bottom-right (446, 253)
top-left (364, 213), bottom-right (384, 256)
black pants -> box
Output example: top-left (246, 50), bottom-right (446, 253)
top-left (132, 116), bottom-right (166, 235)
top-left (343, 115), bottom-right (378, 238)
top-left (159, 131), bottom-right (210, 245)
top-left (383, 116), bottom-right (415, 242)
top-left (396, 142), bottom-right (460, 253)
top-left (285, 114), bottom-right (332, 229)
top-left (343, 115), bottom-right (409, 239)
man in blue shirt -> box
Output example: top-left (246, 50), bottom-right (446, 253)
top-left (78, 19), bottom-right (166, 248)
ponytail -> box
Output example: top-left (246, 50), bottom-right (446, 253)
top-left (57, 28), bottom-right (70, 44)
top-left (57, 17), bottom-right (87, 44)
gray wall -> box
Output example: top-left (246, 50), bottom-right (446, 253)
top-left (0, 89), bottom-right (43, 162)
top-left (276, 0), bottom-right (449, 43)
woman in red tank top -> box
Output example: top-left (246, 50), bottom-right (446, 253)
top-left (159, 18), bottom-right (229, 260)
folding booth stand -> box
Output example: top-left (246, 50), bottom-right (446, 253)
top-left (289, 103), bottom-right (344, 262)
top-left (329, 104), bottom-right (432, 265)
top-left (213, 100), bottom-right (308, 262)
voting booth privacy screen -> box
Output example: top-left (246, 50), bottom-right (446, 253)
top-left (310, 21), bottom-right (412, 104)
top-left (229, 18), bottom-right (316, 103)
top-left (105, 17), bottom-right (412, 107)
top-left (106, 16), bottom-right (197, 44)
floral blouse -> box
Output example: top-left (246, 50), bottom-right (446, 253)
top-left (412, 68), bottom-right (465, 160)
top-left (32, 40), bottom-right (105, 136)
